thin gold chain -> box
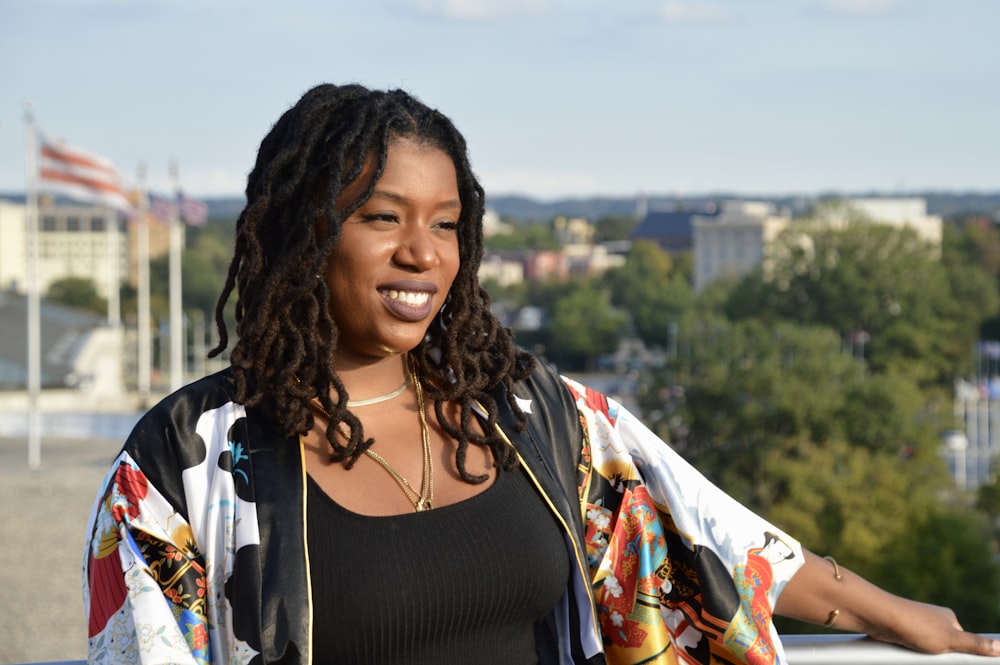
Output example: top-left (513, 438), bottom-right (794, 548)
top-left (310, 358), bottom-right (433, 512)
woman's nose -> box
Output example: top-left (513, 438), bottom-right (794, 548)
top-left (393, 223), bottom-right (440, 271)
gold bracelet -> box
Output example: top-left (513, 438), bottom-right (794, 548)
top-left (823, 555), bottom-right (843, 581)
top-left (822, 556), bottom-right (842, 628)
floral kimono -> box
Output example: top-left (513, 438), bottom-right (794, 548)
top-left (84, 360), bottom-right (802, 664)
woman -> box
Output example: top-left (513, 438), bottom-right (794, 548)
top-left (83, 83), bottom-right (999, 664)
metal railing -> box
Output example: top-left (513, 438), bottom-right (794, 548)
top-left (12, 635), bottom-right (1000, 665)
top-left (783, 634), bottom-right (1000, 664)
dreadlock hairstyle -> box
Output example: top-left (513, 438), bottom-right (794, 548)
top-left (209, 82), bottom-right (535, 483)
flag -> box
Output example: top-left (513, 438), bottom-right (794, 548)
top-left (178, 190), bottom-right (208, 226)
top-left (38, 133), bottom-right (132, 211)
top-left (148, 192), bottom-right (177, 223)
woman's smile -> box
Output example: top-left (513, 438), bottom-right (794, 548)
top-left (378, 280), bottom-right (438, 321)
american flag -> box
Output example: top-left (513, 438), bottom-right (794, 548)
top-left (38, 133), bottom-right (133, 211)
top-left (147, 192), bottom-right (177, 223)
top-left (178, 191), bottom-right (208, 226)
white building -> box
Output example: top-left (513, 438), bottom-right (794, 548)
top-left (692, 197), bottom-right (942, 293)
top-left (692, 201), bottom-right (791, 293)
top-left (840, 197), bottom-right (942, 246)
top-left (0, 199), bottom-right (126, 302)
top-left (479, 253), bottom-right (525, 287)
top-left (0, 200), bottom-right (28, 292)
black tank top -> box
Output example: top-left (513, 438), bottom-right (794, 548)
top-left (306, 465), bottom-right (571, 664)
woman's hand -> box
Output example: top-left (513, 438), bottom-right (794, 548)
top-left (863, 598), bottom-right (1000, 656)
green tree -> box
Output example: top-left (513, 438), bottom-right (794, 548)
top-left (485, 220), bottom-right (560, 251)
top-left (593, 214), bottom-right (638, 243)
top-left (546, 285), bottom-right (627, 371)
top-left (725, 210), bottom-right (994, 388)
top-left (648, 317), bottom-right (950, 520)
top-left (606, 241), bottom-right (694, 348)
top-left (45, 276), bottom-right (107, 315)
top-left (182, 228), bottom-right (234, 317)
top-left (641, 312), bottom-right (1000, 633)
top-left (872, 506), bottom-right (1000, 632)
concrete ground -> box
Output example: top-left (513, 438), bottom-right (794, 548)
top-left (0, 436), bottom-right (123, 664)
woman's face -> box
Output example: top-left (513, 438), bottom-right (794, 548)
top-left (324, 138), bottom-right (462, 364)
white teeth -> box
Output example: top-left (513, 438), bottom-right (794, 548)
top-left (384, 289), bottom-right (431, 306)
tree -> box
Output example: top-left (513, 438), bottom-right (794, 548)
top-left (546, 284), bottom-right (627, 371)
top-left (641, 314), bottom-right (1000, 634)
top-left (871, 506), bottom-right (1000, 632)
top-left (606, 241), bottom-right (694, 348)
top-left (593, 214), bottom-right (638, 243)
top-left (484, 219), bottom-right (560, 251)
top-left (182, 229), bottom-right (234, 317)
top-left (645, 317), bottom-right (953, 534)
top-left (725, 210), bottom-right (993, 388)
top-left (45, 276), bottom-right (107, 315)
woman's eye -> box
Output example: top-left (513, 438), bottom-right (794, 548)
top-left (436, 220), bottom-right (458, 231)
top-left (362, 212), bottom-right (399, 224)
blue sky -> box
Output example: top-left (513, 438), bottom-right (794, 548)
top-left (1, 0), bottom-right (997, 201)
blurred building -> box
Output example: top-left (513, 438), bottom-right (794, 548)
top-left (554, 216), bottom-right (595, 245)
top-left (479, 253), bottom-right (525, 287)
top-left (828, 197), bottom-right (942, 246)
top-left (0, 197), bottom-right (178, 301)
top-left (693, 201), bottom-right (792, 292)
top-left (0, 199), bottom-right (126, 301)
top-left (631, 205), bottom-right (719, 254)
top-left (692, 197), bottom-right (942, 293)
top-left (563, 243), bottom-right (626, 277)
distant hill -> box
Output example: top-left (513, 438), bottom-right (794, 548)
top-left (4, 190), bottom-right (999, 224)
top-left (485, 191), bottom-right (1000, 223)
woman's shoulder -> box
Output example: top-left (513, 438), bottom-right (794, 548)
top-left (134, 368), bottom-right (239, 430)
top-left (120, 369), bottom-right (246, 472)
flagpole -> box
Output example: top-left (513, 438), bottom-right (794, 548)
top-left (136, 164), bottom-right (152, 407)
top-left (23, 103), bottom-right (41, 470)
top-left (168, 161), bottom-right (184, 392)
top-left (106, 205), bottom-right (120, 327)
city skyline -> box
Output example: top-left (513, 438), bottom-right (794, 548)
top-left (1, 0), bottom-right (997, 201)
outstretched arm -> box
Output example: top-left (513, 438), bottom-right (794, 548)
top-left (775, 549), bottom-right (1000, 657)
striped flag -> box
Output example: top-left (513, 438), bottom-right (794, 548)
top-left (38, 133), bottom-right (132, 211)
top-left (148, 192), bottom-right (177, 223)
top-left (178, 190), bottom-right (208, 226)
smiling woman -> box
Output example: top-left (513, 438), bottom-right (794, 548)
top-left (80, 83), bottom-right (1000, 665)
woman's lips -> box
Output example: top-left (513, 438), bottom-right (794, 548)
top-left (378, 281), bottom-right (437, 322)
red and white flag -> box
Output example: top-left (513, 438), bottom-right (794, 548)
top-left (38, 133), bottom-right (133, 211)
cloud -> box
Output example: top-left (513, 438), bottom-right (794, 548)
top-left (658, 2), bottom-right (737, 23)
top-left (815, 0), bottom-right (903, 18)
top-left (393, 0), bottom-right (555, 21)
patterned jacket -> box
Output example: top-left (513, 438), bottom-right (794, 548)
top-left (84, 360), bottom-right (803, 664)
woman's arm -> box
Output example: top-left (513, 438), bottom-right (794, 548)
top-left (775, 549), bottom-right (1000, 656)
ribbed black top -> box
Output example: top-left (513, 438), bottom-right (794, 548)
top-left (306, 465), bottom-right (570, 664)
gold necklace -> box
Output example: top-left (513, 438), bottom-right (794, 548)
top-left (310, 359), bottom-right (433, 512)
top-left (346, 373), bottom-right (411, 407)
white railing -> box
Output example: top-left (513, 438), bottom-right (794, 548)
top-left (784, 634), bottom-right (1000, 664)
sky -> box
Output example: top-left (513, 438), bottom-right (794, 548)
top-left (1, 0), bottom-right (997, 202)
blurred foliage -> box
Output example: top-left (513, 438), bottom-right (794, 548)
top-left (45, 275), bottom-right (107, 315)
top-left (593, 214), bottom-right (639, 243)
top-left (485, 218), bottom-right (561, 251)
